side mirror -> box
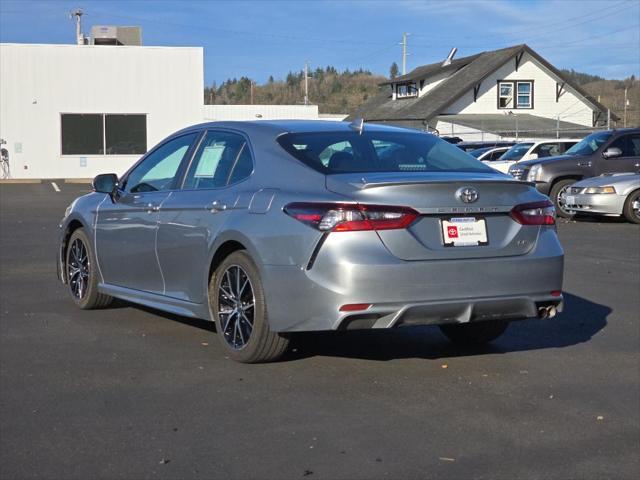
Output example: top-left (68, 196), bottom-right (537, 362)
top-left (602, 147), bottom-right (622, 159)
top-left (92, 173), bottom-right (118, 197)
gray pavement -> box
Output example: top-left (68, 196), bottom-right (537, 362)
top-left (1, 182), bottom-right (638, 479)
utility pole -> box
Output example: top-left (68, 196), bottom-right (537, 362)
top-left (304, 61), bottom-right (309, 106)
top-left (70, 9), bottom-right (85, 45)
top-left (399, 33), bottom-right (410, 75)
top-left (250, 81), bottom-right (254, 105)
top-left (624, 87), bottom-right (628, 128)
top-left (607, 109), bottom-right (611, 130)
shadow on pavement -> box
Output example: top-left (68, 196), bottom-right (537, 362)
top-left (281, 292), bottom-right (610, 362)
top-left (123, 292), bottom-right (608, 362)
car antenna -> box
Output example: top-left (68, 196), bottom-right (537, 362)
top-left (349, 118), bottom-right (365, 135)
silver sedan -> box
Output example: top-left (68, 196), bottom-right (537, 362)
top-left (565, 173), bottom-right (640, 224)
top-left (58, 121), bottom-right (564, 363)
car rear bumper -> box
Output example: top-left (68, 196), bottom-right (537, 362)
top-left (262, 229), bottom-right (564, 332)
top-left (565, 193), bottom-right (624, 216)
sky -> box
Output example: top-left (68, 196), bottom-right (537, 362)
top-left (0, 0), bottom-right (638, 86)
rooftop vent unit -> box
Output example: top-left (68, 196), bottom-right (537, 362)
top-left (441, 47), bottom-right (457, 67)
top-left (90, 25), bottom-right (142, 46)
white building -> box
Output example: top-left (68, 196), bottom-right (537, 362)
top-left (350, 44), bottom-right (616, 141)
top-left (0, 43), bottom-right (204, 179)
top-left (203, 104), bottom-right (320, 121)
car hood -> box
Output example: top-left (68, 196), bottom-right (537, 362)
top-left (516, 154), bottom-right (582, 168)
top-left (573, 173), bottom-right (640, 188)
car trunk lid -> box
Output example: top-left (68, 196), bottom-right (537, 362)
top-left (326, 172), bottom-right (543, 260)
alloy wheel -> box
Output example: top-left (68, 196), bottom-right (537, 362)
top-left (632, 197), bottom-right (640, 220)
top-left (556, 184), bottom-right (573, 216)
top-left (68, 238), bottom-right (89, 299)
top-left (217, 265), bottom-right (255, 350)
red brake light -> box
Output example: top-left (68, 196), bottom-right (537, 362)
top-left (510, 200), bottom-right (555, 225)
top-left (284, 203), bottom-right (418, 232)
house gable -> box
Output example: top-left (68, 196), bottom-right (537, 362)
top-left (442, 51), bottom-right (597, 126)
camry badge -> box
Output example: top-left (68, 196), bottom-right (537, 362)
top-left (457, 187), bottom-right (478, 203)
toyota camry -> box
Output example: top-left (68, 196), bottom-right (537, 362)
top-left (58, 121), bottom-right (564, 363)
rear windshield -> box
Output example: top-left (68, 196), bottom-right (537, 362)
top-left (277, 131), bottom-right (494, 174)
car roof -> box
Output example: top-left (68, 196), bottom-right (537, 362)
top-left (177, 119), bottom-right (420, 136)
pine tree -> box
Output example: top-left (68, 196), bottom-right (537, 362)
top-left (390, 62), bottom-right (399, 79)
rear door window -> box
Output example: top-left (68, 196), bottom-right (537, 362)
top-left (183, 131), bottom-right (253, 189)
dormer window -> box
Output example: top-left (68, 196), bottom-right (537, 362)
top-left (396, 82), bottom-right (418, 98)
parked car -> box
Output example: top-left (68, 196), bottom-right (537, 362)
top-left (441, 136), bottom-right (463, 144)
top-left (509, 129), bottom-right (640, 217)
top-left (456, 141), bottom-right (515, 153)
top-left (490, 139), bottom-right (580, 173)
top-left (470, 146), bottom-right (511, 162)
top-left (58, 121), bottom-right (564, 363)
top-left (565, 173), bottom-right (640, 224)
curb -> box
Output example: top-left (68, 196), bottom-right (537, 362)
top-left (0, 179), bottom-right (42, 184)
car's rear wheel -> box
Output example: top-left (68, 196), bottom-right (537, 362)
top-left (622, 189), bottom-right (640, 224)
top-left (210, 251), bottom-right (289, 363)
top-left (65, 228), bottom-right (113, 309)
top-left (439, 320), bottom-right (509, 346)
top-left (550, 179), bottom-right (577, 219)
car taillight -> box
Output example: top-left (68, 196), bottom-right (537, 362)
top-left (284, 203), bottom-right (419, 232)
top-left (510, 200), bottom-right (555, 225)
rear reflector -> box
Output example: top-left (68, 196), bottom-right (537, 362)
top-left (510, 200), bottom-right (555, 225)
top-left (550, 290), bottom-right (562, 297)
top-left (284, 202), bottom-right (418, 232)
top-left (339, 303), bottom-right (372, 312)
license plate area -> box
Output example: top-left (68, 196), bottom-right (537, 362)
top-left (441, 217), bottom-right (488, 247)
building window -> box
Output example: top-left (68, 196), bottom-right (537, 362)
top-left (498, 82), bottom-right (513, 108)
top-left (396, 82), bottom-right (418, 98)
top-left (498, 80), bottom-right (533, 109)
top-left (61, 114), bottom-right (104, 155)
top-left (516, 82), bottom-right (532, 108)
top-left (61, 113), bottom-right (147, 155)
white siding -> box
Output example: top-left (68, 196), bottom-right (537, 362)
top-left (203, 104), bottom-right (319, 121)
top-left (442, 52), bottom-right (594, 127)
top-left (0, 43), bottom-right (203, 179)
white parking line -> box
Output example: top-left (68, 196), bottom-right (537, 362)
top-left (51, 181), bottom-right (60, 192)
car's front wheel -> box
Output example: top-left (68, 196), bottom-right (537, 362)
top-left (550, 179), bottom-right (577, 219)
top-left (210, 251), bottom-right (289, 363)
top-left (623, 189), bottom-right (640, 224)
top-left (439, 320), bottom-right (509, 346)
top-left (65, 228), bottom-right (113, 309)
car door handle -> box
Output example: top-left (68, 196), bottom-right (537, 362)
top-left (208, 200), bottom-right (227, 213)
top-left (146, 203), bottom-right (160, 213)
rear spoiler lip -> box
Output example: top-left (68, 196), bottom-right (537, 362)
top-left (338, 178), bottom-right (535, 190)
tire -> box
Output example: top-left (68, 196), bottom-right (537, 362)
top-left (622, 189), bottom-right (640, 224)
top-left (550, 179), bottom-right (577, 219)
top-left (439, 320), bottom-right (509, 346)
top-left (65, 228), bottom-right (113, 309)
top-left (210, 250), bottom-right (289, 363)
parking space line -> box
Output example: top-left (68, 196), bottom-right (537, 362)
top-left (51, 181), bottom-right (60, 192)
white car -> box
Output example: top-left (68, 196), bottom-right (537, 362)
top-left (486, 139), bottom-right (580, 173)
top-left (469, 146), bottom-right (511, 162)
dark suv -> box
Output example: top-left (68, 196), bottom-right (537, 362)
top-left (508, 129), bottom-right (640, 217)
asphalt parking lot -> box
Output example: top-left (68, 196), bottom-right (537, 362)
top-left (1, 182), bottom-right (638, 480)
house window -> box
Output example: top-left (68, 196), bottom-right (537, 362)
top-left (61, 113), bottom-right (147, 155)
top-left (498, 82), bottom-right (513, 108)
top-left (517, 82), bottom-right (532, 108)
top-left (396, 82), bottom-right (418, 98)
top-left (498, 80), bottom-right (533, 109)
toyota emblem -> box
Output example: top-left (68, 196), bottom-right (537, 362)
top-left (457, 187), bottom-right (478, 203)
